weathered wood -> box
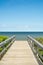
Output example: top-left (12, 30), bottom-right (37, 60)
top-left (0, 35), bottom-right (15, 60)
top-left (0, 41), bottom-right (39, 65)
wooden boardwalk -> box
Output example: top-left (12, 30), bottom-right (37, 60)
top-left (0, 41), bottom-right (39, 65)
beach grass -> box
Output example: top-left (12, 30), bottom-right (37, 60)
top-left (35, 38), bottom-right (43, 56)
top-left (0, 47), bottom-right (3, 52)
top-left (0, 35), bottom-right (8, 43)
top-left (0, 35), bottom-right (9, 52)
top-left (36, 37), bottom-right (43, 44)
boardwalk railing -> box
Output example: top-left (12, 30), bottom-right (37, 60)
top-left (27, 35), bottom-right (43, 64)
top-left (0, 35), bottom-right (15, 60)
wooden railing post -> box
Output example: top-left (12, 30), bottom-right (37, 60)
top-left (0, 35), bottom-right (15, 60)
top-left (27, 35), bottom-right (43, 64)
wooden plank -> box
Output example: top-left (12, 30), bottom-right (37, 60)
top-left (0, 41), bottom-right (39, 65)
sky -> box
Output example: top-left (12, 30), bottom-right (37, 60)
top-left (0, 0), bottom-right (43, 32)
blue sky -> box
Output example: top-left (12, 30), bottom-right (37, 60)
top-left (0, 0), bottom-right (43, 32)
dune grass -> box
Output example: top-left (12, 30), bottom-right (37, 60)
top-left (0, 35), bottom-right (9, 52)
top-left (36, 37), bottom-right (43, 45)
top-left (35, 37), bottom-right (43, 56)
top-left (0, 47), bottom-right (3, 52)
top-left (0, 35), bottom-right (8, 43)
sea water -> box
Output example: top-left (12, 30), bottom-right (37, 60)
top-left (0, 32), bottom-right (43, 40)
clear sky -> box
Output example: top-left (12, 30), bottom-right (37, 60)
top-left (0, 0), bottom-right (43, 32)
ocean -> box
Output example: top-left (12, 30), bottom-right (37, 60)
top-left (0, 32), bottom-right (43, 40)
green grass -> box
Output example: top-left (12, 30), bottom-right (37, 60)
top-left (0, 35), bottom-right (9, 52)
top-left (0, 47), bottom-right (3, 52)
top-left (0, 35), bottom-right (8, 43)
top-left (36, 37), bottom-right (43, 44)
top-left (35, 37), bottom-right (43, 56)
